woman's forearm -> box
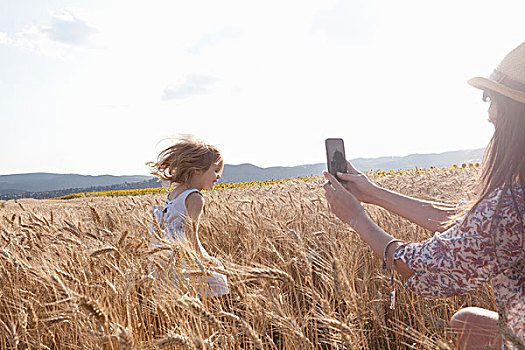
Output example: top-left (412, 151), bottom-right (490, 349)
top-left (371, 186), bottom-right (457, 233)
top-left (354, 215), bottom-right (415, 280)
top-left (323, 171), bottom-right (416, 280)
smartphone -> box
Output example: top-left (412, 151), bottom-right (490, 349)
top-left (325, 138), bottom-right (347, 179)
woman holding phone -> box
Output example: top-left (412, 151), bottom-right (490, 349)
top-left (323, 42), bottom-right (524, 349)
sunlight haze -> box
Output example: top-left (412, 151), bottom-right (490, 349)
top-left (0, 0), bottom-right (523, 175)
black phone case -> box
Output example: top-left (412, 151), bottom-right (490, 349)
top-left (325, 138), bottom-right (347, 178)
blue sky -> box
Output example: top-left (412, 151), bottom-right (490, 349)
top-left (1, 0), bottom-right (524, 175)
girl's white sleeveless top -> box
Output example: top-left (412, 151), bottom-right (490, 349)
top-left (155, 189), bottom-right (210, 257)
top-left (152, 188), bottom-right (229, 297)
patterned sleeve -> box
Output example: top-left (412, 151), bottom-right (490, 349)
top-left (393, 186), bottom-right (522, 298)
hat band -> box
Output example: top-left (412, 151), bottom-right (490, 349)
top-left (490, 70), bottom-right (525, 93)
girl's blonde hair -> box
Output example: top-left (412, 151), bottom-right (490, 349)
top-left (147, 135), bottom-right (223, 185)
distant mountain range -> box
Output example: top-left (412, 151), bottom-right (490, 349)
top-left (0, 173), bottom-right (151, 193)
top-left (220, 148), bottom-right (484, 183)
top-left (0, 148), bottom-right (484, 200)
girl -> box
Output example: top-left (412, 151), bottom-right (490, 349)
top-left (323, 42), bottom-right (524, 349)
top-left (147, 135), bottom-right (229, 298)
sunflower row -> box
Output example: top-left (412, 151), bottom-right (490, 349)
top-left (49, 177), bottom-right (318, 200)
top-left (368, 162), bottom-right (481, 177)
top-left (213, 176), bottom-right (317, 190)
top-left (49, 164), bottom-right (480, 200)
top-left (50, 187), bottom-right (167, 200)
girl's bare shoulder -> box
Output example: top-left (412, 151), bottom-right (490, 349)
top-left (185, 191), bottom-right (205, 219)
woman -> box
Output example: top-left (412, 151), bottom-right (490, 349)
top-left (323, 42), bottom-right (524, 349)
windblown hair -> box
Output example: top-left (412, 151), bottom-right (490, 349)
top-left (448, 91), bottom-right (525, 230)
top-left (147, 135), bottom-right (223, 185)
top-left (474, 90), bottom-right (525, 204)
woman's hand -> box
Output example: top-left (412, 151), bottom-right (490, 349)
top-left (337, 161), bottom-right (380, 204)
top-left (323, 171), bottom-right (368, 229)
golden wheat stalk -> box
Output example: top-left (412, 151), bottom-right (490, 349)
top-left (90, 246), bottom-right (121, 258)
top-left (179, 295), bottom-right (221, 330)
top-left (89, 206), bottom-right (102, 225)
top-left (219, 311), bottom-right (264, 350)
top-left (118, 326), bottom-right (133, 349)
top-left (157, 334), bottom-right (191, 349)
top-left (79, 296), bottom-right (108, 326)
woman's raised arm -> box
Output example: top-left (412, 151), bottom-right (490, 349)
top-left (337, 161), bottom-right (457, 233)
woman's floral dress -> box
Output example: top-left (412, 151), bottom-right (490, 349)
top-left (394, 184), bottom-right (524, 349)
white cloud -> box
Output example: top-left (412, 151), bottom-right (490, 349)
top-left (162, 74), bottom-right (218, 101)
top-left (2, 8), bottom-right (96, 58)
top-left (41, 9), bottom-right (97, 45)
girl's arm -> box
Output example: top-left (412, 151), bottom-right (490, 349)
top-left (185, 192), bottom-right (204, 254)
top-left (337, 161), bottom-right (456, 233)
top-left (185, 193), bottom-right (221, 267)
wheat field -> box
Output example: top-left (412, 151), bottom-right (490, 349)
top-left (0, 167), bottom-right (494, 349)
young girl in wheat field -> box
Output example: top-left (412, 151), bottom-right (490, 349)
top-left (147, 135), bottom-right (229, 298)
top-left (324, 42), bottom-right (524, 349)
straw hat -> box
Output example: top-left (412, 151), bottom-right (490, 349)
top-left (468, 41), bottom-right (525, 104)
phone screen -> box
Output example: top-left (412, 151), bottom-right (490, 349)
top-left (325, 138), bottom-right (347, 177)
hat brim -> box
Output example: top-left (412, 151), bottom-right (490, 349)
top-left (468, 77), bottom-right (525, 103)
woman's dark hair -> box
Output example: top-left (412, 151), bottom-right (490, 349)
top-left (475, 90), bottom-right (525, 204)
top-left (449, 90), bottom-right (525, 231)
